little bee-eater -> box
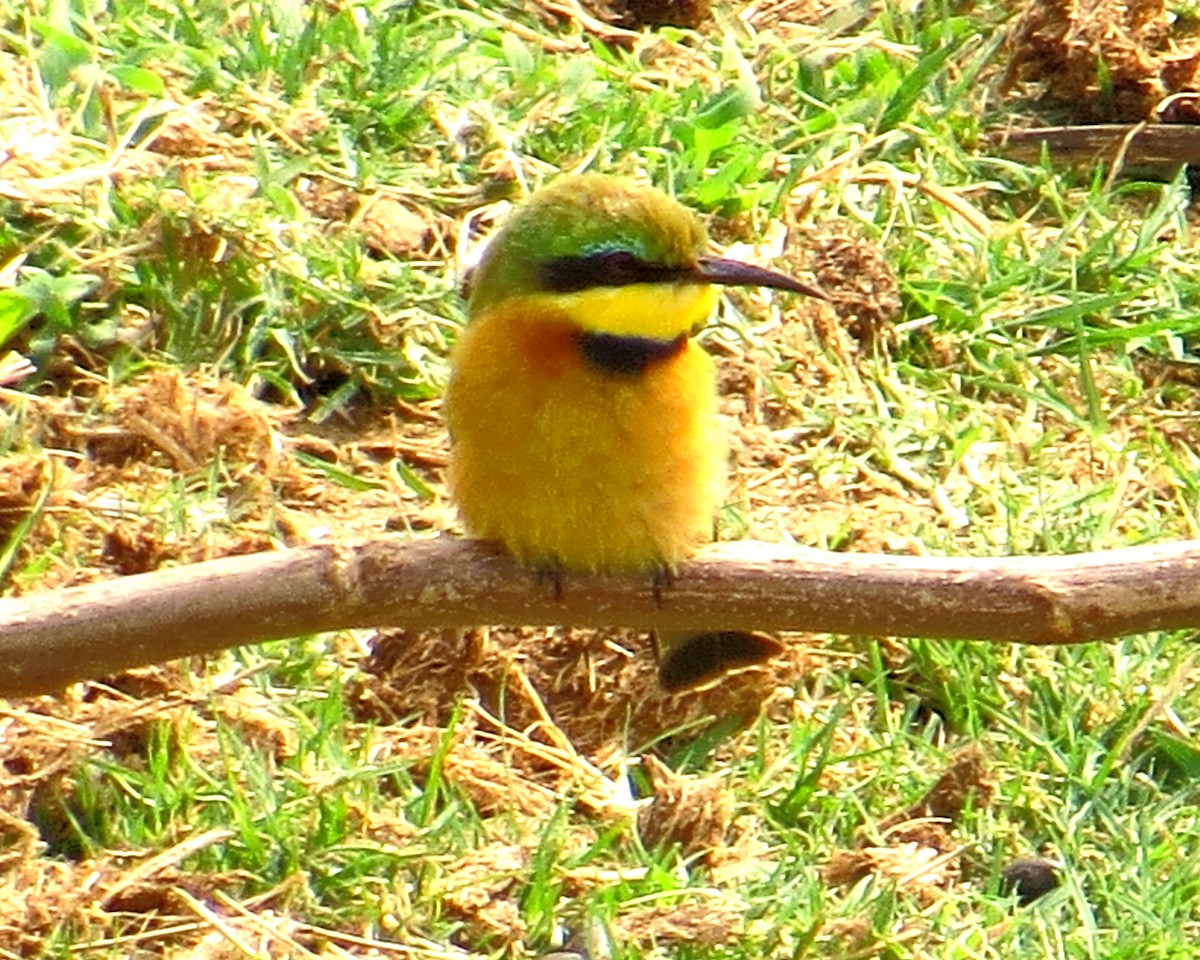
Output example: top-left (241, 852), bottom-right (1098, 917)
top-left (445, 174), bottom-right (824, 690)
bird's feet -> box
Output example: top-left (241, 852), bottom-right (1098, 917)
top-left (651, 565), bottom-right (676, 607)
top-left (533, 563), bottom-right (565, 602)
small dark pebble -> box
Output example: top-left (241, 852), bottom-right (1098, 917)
top-left (1001, 857), bottom-right (1061, 905)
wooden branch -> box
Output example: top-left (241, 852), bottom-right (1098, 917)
top-left (992, 124), bottom-right (1200, 168)
top-left (2, 536), bottom-right (1200, 697)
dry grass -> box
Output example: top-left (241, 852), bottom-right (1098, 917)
top-left (5, 0), bottom-right (1200, 955)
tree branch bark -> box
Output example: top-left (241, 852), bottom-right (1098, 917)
top-left (993, 124), bottom-right (1200, 168)
top-left (2, 536), bottom-right (1199, 697)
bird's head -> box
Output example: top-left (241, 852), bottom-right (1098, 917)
top-left (466, 174), bottom-right (824, 341)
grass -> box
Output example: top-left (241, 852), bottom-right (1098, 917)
top-left (4, 0), bottom-right (1200, 957)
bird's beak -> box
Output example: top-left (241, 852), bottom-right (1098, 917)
top-left (694, 257), bottom-right (828, 301)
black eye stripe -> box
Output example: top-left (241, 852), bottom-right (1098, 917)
top-left (538, 250), bottom-right (689, 293)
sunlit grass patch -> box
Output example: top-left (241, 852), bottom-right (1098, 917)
top-left (4, 0), bottom-right (1200, 956)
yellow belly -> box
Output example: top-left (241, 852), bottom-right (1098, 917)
top-left (445, 301), bottom-right (725, 573)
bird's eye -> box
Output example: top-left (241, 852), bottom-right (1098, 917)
top-left (591, 250), bottom-right (643, 285)
top-left (539, 250), bottom-right (680, 292)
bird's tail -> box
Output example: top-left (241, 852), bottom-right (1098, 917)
top-left (653, 629), bottom-right (784, 692)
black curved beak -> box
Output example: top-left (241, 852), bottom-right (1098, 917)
top-left (694, 257), bottom-right (828, 301)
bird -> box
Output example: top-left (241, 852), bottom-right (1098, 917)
top-left (444, 173), bottom-right (825, 691)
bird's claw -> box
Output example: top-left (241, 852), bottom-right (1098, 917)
top-left (534, 564), bottom-right (565, 602)
top-left (651, 565), bottom-right (676, 607)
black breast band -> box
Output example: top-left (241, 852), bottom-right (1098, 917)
top-left (577, 331), bottom-right (688, 376)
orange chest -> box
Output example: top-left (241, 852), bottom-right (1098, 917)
top-left (444, 306), bottom-right (725, 571)
top-left (493, 308), bottom-right (695, 399)
top-left (446, 303), bottom-right (721, 473)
